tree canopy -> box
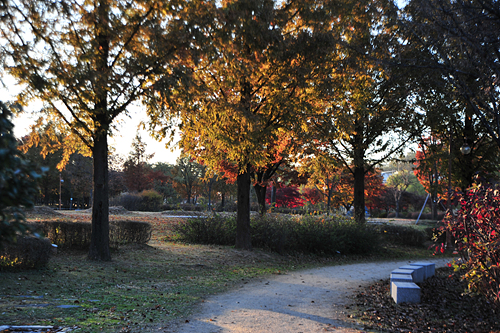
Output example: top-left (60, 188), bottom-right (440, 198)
top-left (402, 0), bottom-right (500, 147)
top-left (145, 0), bottom-right (331, 249)
top-left (307, 0), bottom-right (422, 224)
top-left (0, 0), bottom-right (196, 260)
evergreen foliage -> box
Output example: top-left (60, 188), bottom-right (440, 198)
top-left (0, 102), bottom-right (45, 249)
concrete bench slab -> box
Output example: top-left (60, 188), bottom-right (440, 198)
top-left (409, 262), bottom-right (435, 279)
top-left (391, 282), bottom-right (421, 304)
top-left (391, 268), bottom-right (417, 282)
top-left (390, 273), bottom-right (414, 293)
top-left (390, 273), bottom-right (413, 282)
top-left (399, 265), bottom-right (425, 283)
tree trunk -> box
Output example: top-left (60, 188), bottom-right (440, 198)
top-left (353, 164), bottom-right (366, 224)
top-left (220, 192), bottom-right (225, 211)
top-left (88, 129), bottom-right (111, 261)
top-left (271, 184), bottom-right (276, 207)
top-left (254, 182), bottom-right (267, 215)
top-left (208, 180), bottom-right (212, 209)
top-left (353, 124), bottom-right (366, 224)
top-left (462, 108), bottom-right (474, 191)
top-left (235, 171), bottom-right (252, 250)
top-left (326, 178), bottom-right (332, 216)
top-left (43, 183), bottom-right (49, 205)
top-left (395, 197), bottom-right (400, 218)
top-left (431, 194), bottom-right (438, 220)
top-left (89, 0), bottom-right (110, 261)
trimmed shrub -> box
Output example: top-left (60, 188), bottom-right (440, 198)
top-left (113, 190), bottom-right (163, 212)
top-left (0, 236), bottom-right (52, 270)
top-left (173, 215), bottom-right (236, 245)
top-left (138, 190), bottom-right (163, 212)
top-left (35, 220), bottom-right (151, 249)
top-left (110, 220), bottom-right (151, 244)
top-left (41, 221), bottom-right (92, 249)
top-left (284, 216), bottom-right (379, 255)
top-left (116, 193), bottom-right (142, 211)
top-left (173, 214), bottom-right (380, 256)
top-left (408, 212), bottom-right (446, 220)
top-left (372, 224), bottom-right (427, 247)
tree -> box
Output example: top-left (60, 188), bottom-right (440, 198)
top-left (414, 136), bottom-right (448, 219)
top-left (108, 150), bottom-right (126, 199)
top-left (309, 0), bottom-right (422, 224)
top-left (402, 0), bottom-right (500, 149)
top-left (386, 170), bottom-right (413, 218)
top-left (265, 186), bottom-right (304, 209)
top-left (415, 132), bottom-right (500, 219)
top-left (146, 0), bottom-right (329, 249)
top-left (302, 187), bottom-right (323, 207)
top-left (64, 152), bottom-right (93, 209)
top-left (123, 133), bottom-right (154, 193)
top-left (20, 134), bottom-right (62, 206)
top-left (149, 162), bottom-right (176, 203)
top-left (301, 153), bottom-right (346, 215)
top-left (172, 155), bottom-right (205, 204)
top-left (0, 102), bottom-right (44, 249)
top-left (0, 0), bottom-right (193, 260)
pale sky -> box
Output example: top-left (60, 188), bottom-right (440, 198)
top-left (2, 77), bottom-right (180, 165)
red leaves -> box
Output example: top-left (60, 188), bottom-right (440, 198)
top-left (265, 185), bottom-right (304, 208)
top-left (443, 183), bottom-right (500, 305)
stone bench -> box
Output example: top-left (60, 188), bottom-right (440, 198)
top-left (390, 262), bottom-right (436, 304)
top-left (391, 281), bottom-right (421, 304)
top-left (391, 268), bottom-right (418, 282)
top-left (409, 262), bottom-right (435, 279)
top-left (390, 273), bottom-right (413, 293)
top-left (399, 265), bottom-right (425, 283)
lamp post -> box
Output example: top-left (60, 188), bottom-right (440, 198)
top-left (446, 133), bottom-right (472, 250)
top-left (59, 173), bottom-right (64, 210)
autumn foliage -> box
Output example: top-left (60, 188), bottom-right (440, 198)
top-left (265, 186), bottom-right (304, 208)
top-left (442, 183), bottom-right (500, 305)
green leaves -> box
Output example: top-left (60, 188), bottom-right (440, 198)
top-left (0, 102), bottom-right (45, 248)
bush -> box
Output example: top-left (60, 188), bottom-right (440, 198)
top-left (0, 236), bottom-right (52, 270)
top-left (41, 220), bottom-right (92, 249)
top-left (173, 214), bottom-right (380, 256)
top-left (408, 212), bottom-right (446, 220)
top-left (138, 190), bottom-right (163, 212)
top-left (35, 220), bottom-right (152, 249)
top-left (442, 183), bottom-right (500, 306)
top-left (372, 224), bottom-right (427, 247)
top-left (423, 223), bottom-right (448, 244)
top-left (281, 215), bottom-right (379, 255)
top-left (110, 220), bottom-right (151, 245)
top-left (113, 190), bottom-right (163, 212)
top-left (173, 215), bottom-right (236, 245)
top-left (115, 193), bottom-right (142, 211)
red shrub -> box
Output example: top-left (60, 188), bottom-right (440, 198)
top-left (442, 183), bottom-right (500, 305)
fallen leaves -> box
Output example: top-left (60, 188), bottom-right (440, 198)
top-left (351, 267), bottom-right (500, 333)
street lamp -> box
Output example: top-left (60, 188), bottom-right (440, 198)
top-left (446, 135), bottom-right (472, 250)
top-left (59, 173), bottom-right (64, 210)
top-left (460, 139), bottom-right (471, 155)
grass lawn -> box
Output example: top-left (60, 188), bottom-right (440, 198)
top-left (0, 210), bottom-right (444, 333)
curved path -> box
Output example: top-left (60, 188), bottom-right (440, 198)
top-left (165, 258), bottom-right (452, 333)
